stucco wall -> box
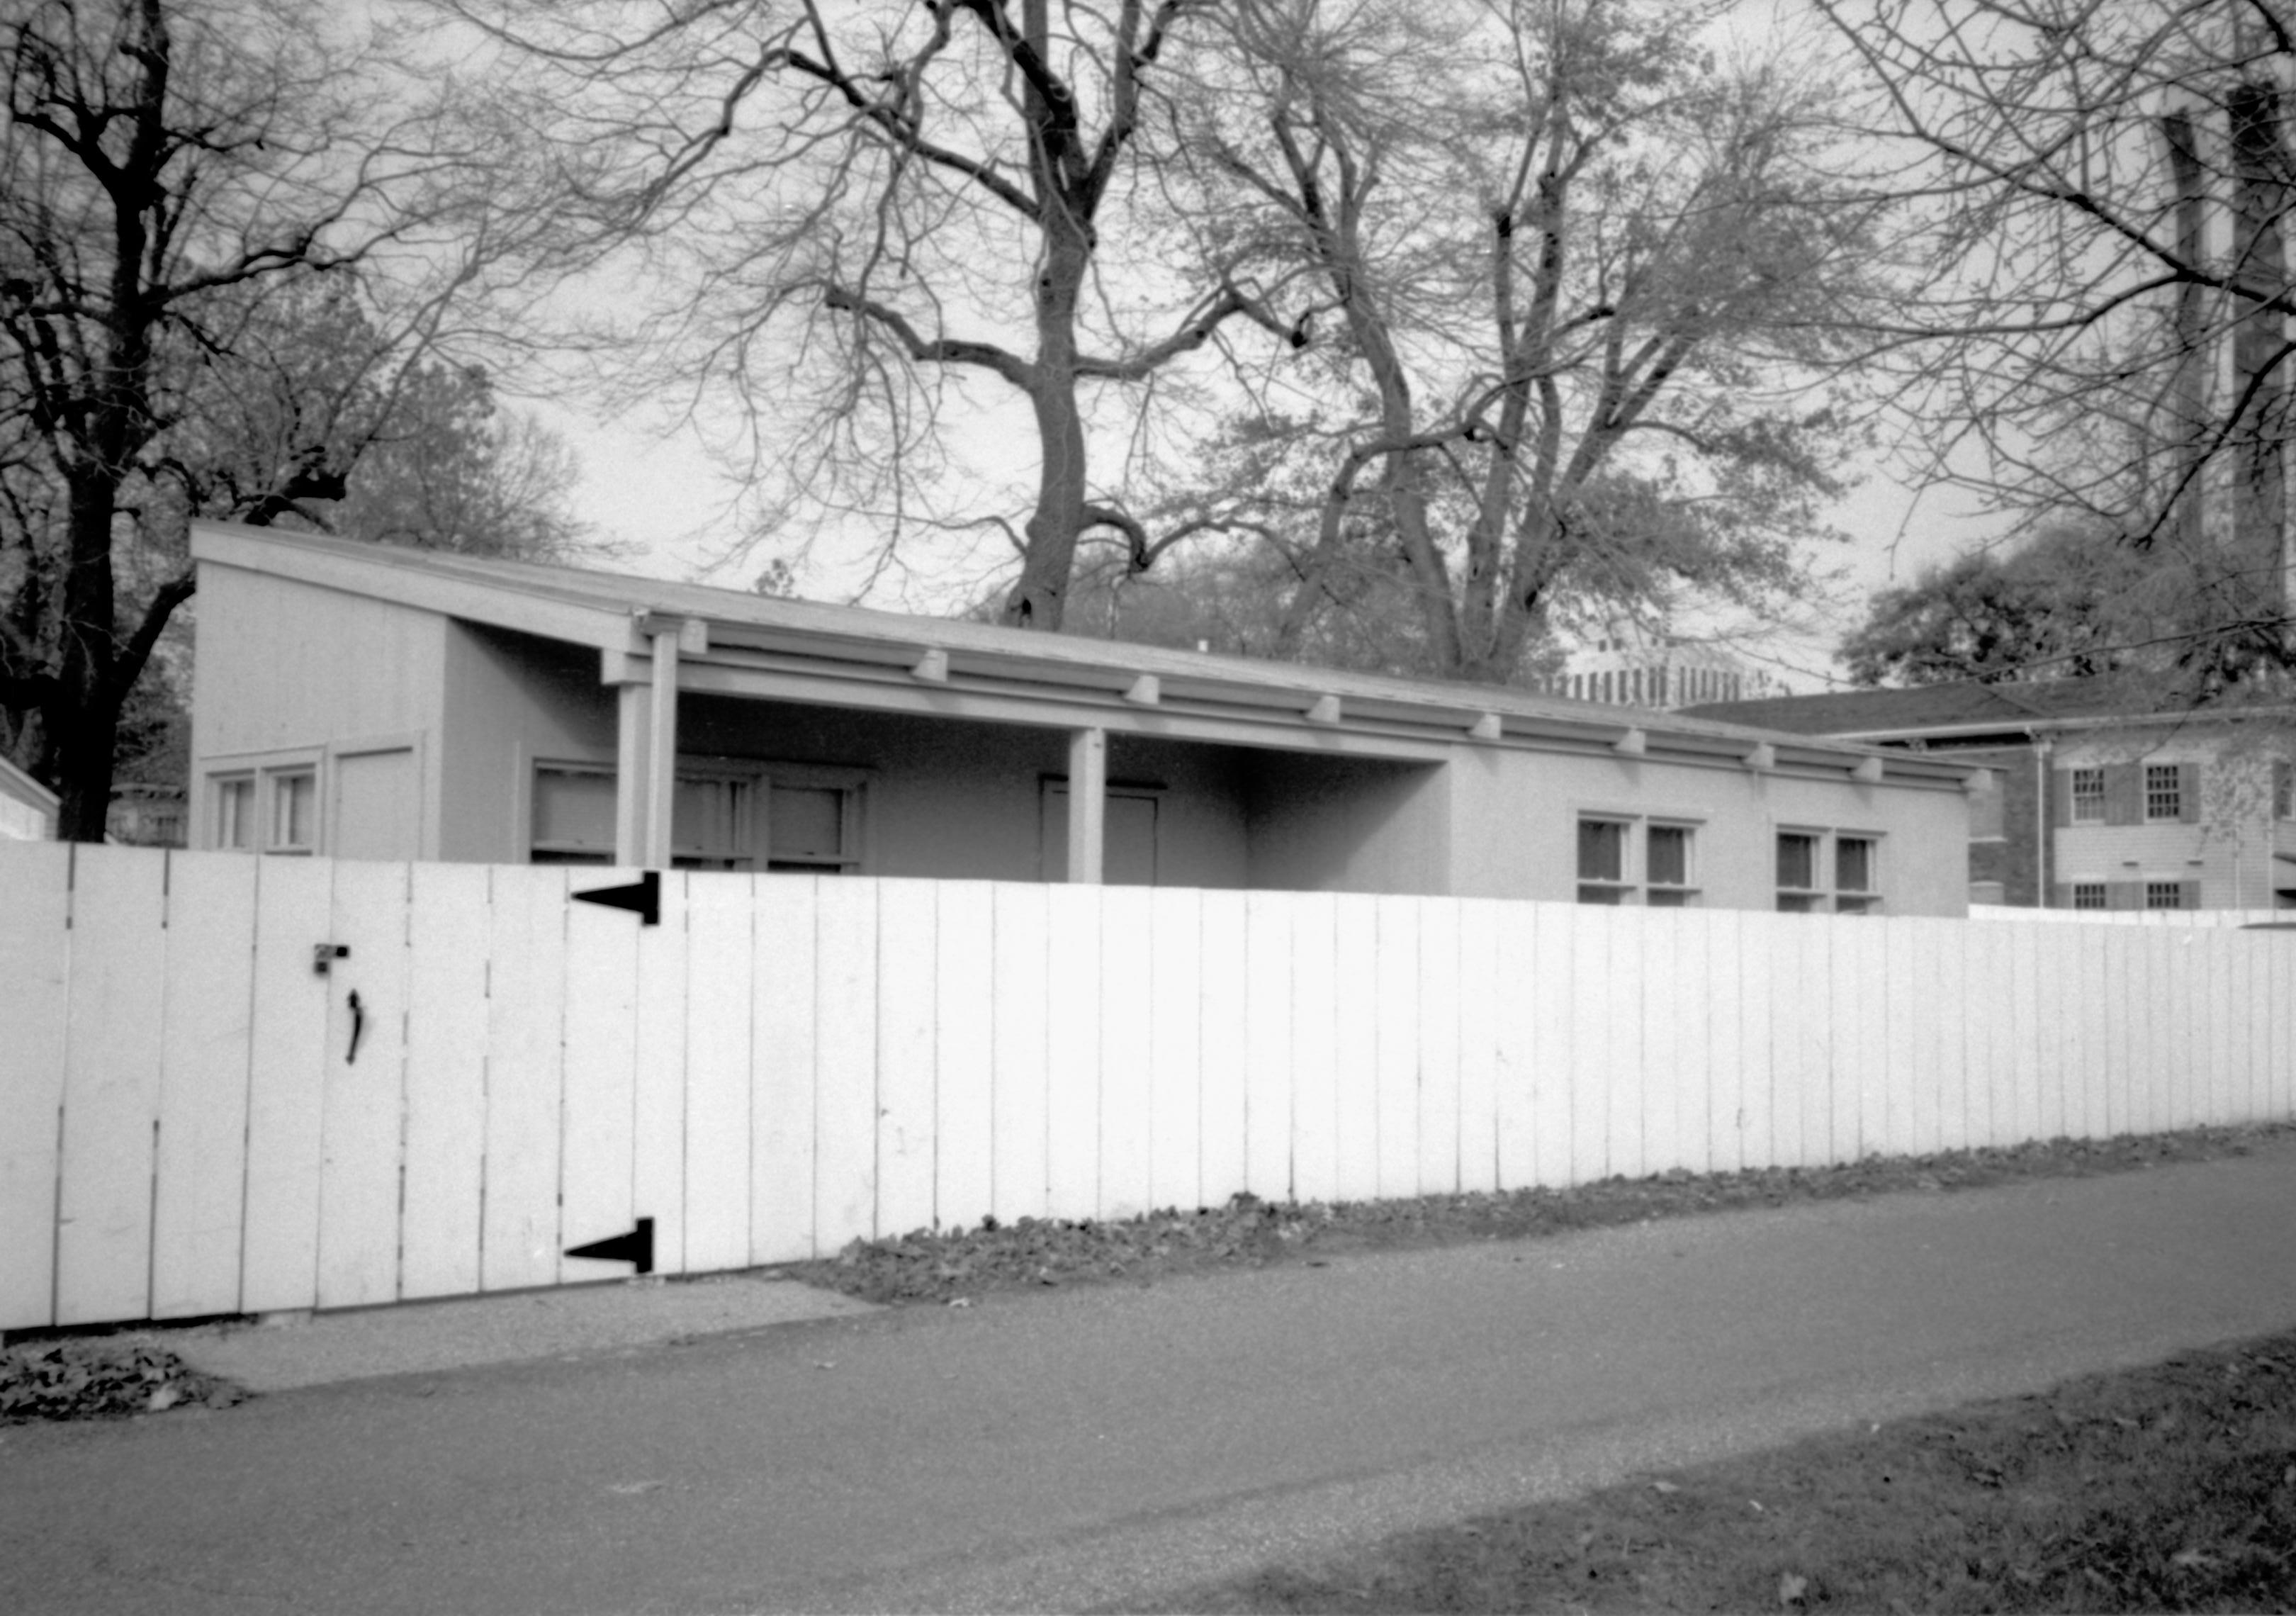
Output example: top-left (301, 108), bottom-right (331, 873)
top-left (188, 566), bottom-right (450, 850)
top-left (437, 626), bottom-right (617, 862)
top-left (1445, 744), bottom-right (1969, 915)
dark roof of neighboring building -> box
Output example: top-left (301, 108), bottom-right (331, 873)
top-left (1679, 676), bottom-right (2275, 739)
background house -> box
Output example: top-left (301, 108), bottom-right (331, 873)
top-left (0, 756), bottom-right (57, 841)
top-left (1685, 680), bottom-right (2296, 911)
top-left (187, 522), bottom-right (1976, 914)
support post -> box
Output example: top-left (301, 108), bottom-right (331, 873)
top-left (643, 624), bottom-right (680, 870)
top-left (1067, 726), bottom-right (1106, 885)
top-left (614, 683), bottom-right (649, 868)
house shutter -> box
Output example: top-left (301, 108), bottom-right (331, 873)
top-left (2107, 880), bottom-right (2142, 911)
top-left (2104, 763), bottom-right (2142, 826)
top-left (2180, 878), bottom-right (2202, 909)
top-left (2178, 763), bottom-right (2202, 823)
top-left (2052, 770), bottom-right (2073, 828)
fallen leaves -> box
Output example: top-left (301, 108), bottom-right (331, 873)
top-left (1, 1338), bottom-right (245, 1425)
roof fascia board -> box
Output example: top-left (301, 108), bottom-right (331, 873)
top-left (193, 523), bottom-right (634, 651)
top-left (1827, 707), bottom-right (2296, 744)
top-left (675, 662), bottom-right (1458, 761)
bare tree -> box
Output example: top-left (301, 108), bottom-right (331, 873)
top-left (1154, 0), bottom-right (1893, 685)
top-left (444, 0), bottom-right (1307, 630)
top-left (1814, 0), bottom-right (2296, 685)
top-left (0, 0), bottom-right (535, 838)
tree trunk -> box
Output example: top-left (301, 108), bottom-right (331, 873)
top-left (1001, 213), bottom-right (1093, 631)
top-left (55, 473), bottom-right (123, 841)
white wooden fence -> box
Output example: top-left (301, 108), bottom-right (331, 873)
top-left (1972, 904), bottom-right (2295, 928)
top-left (4, 843), bottom-right (2292, 1332)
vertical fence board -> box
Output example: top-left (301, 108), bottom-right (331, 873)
top-left (1491, 902), bottom-right (1538, 1190)
top-left (1198, 891), bottom-right (1249, 1207)
top-left (1908, 919), bottom-right (1948, 1153)
top-left (752, 877), bottom-right (820, 1262)
top-left (558, 865), bottom-right (636, 1286)
top-left (313, 860), bottom-right (412, 1310)
top-left (2124, 931), bottom-right (2162, 1137)
top-left (2246, 934), bottom-right (2277, 1124)
top-left (1571, 904), bottom-right (1616, 1181)
top-left (53, 846), bottom-right (169, 1325)
top-left (2103, 931), bottom-right (2139, 1137)
top-left (1703, 910), bottom-right (1744, 1174)
top-left (1929, 918), bottom-right (1974, 1151)
top-left (1602, 907), bottom-right (1645, 1178)
top-left (240, 855), bottom-right (336, 1314)
top-left (2076, 926), bottom-right (2114, 1138)
top-left (631, 872), bottom-right (693, 1275)
top-left (684, 872), bottom-right (756, 1274)
top-left (1244, 891), bottom-right (1294, 1201)
top-left (934, 882), bottom-right (996, 1231)
top-left (398, 863), bottom-right (491, 1301)
top-left (147, 854), bottom-right (257, 1320)
top-left (874, 880), bottom-right (938, 1238)
top-left (1043, 886), bottom-right (1101, 1221)
top-left (1332, 893), bottom-right (1381, 1200)
top-left (1784, 914), bottom-right (1830, 1166)
top-left (0, 844), bottom-right (72, 1329)
top-left (2032, 917), bottom-right (2080, 1140)
top-left (1456, 900), bottom-right (1500, 1193)
top-left (1147, 888), bottom-right (1204, 1213)
top-left (483, 866), bottom-right (568, 1291)
top-left (1417, 899), bottom-right (1463, 1196)
top-left (1288, 893), bottom-right (1339, 1206)
top-left (1644, 909), bottom-right (1694, 1174)
top-left (558, 867), bottom-right (637, 1284)
top-left (2197, 933), bottom-right (2229, 1133)
top-left (1098, 885), bottom-right (1154, 1221)
top-left (989, 885), bottom-right (1049, 1225)
top-left (1373, 896), bottom-right (1420, 1198)
top-left (2007, 923), bottom-right (2043, 1148)
top-left (1735, 912), bottom-right (1778, 1171)
top-left (1969, 916), bottom-right (2005, 1150)
top-left (1834, 914), bottom-right (1886, 1161)
top-left (1529, 902), bottom-right (1579, 1184)
top-left (814, 878), bottom-right (880, 1249)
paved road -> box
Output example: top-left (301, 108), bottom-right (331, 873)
top-left (6, 1145), bottom-right (2296, 1615)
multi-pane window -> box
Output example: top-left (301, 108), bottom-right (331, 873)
top-left (1835, 836), bottom-right (1878, 915)
top-left (211, 764), bottom-right (315, 854)
top-left (2276, 761), bottom-right (2293, 821)
top-left (213, 775), bottom-right (256, 851)
top-left (2145, 880), bottom-right (2188, 910)
top-left (767, 783), bottom-right (858, 872)
top-left (531, 765), bottom-right (616, 864)
top-left (2069, 766), bottom-right (2106, 824)
top-left (2144, 763), bottom-right (2183, 821)
top-left (1576, 818), bottom-right (1631, 904)
top-left (531, 763), bottom-right (864, 872)
top-left (1577, 817), bottom-right (1696, 906)
top-left (1645, 824), bottom-right (1695, 908)
top-left (269, 770), bottom-right (316, 853)
top-left (2071, 882), bottom-right (2107, 911)
top-left (1777, 831), bottom-right (1823, 912)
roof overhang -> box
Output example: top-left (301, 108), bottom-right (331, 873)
top-left (191, 522), bottom-right (1975, 790)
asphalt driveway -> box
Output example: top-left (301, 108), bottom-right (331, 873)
top-left (5, 1140), bottom-right (2295, 1615)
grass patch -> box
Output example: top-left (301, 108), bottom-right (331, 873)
top-left (1155, 1330), bottom-right (2296, 1613)
top-left (789, 1123), bottom-right (2294, 1306)
top-left (1, 1336), bottom-right (247, 1425)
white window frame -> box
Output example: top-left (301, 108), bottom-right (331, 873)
top-left (2071, 881), bottom-right (2107, 911)
top-left (2143, 763), bottom-right (2183, 824)
top-left (1776, 825), bottom-right (1884, 914)
top-left (524, 757), bottom-right (870, 873)
top-left (1575, 811), bottom-right (1703, 907)
top-left (2070, 765), bottom-right (2106, 824)
top-left (203, 748), bottom-right (323, 855)
top-left (1644, 820), bottom-right (1700, 908)
top-left (762, 763), bottom-right (870, 875)
top-left (1834, 834), bottom-right (1881, 915)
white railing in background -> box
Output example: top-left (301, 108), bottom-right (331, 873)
top-left (4, 843), bottom-right (2290, 1332)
